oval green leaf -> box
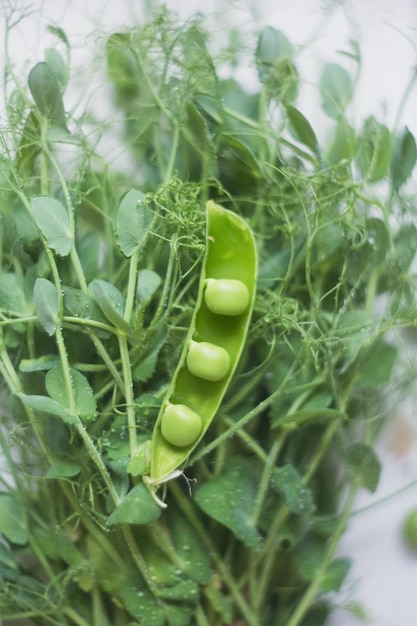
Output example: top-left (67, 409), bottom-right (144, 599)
top-left (34, 277), bottom-right (59, 335)
top-left (46, 365), bottom-right (97, 420)
top-left (116, 189), bottom-right (152, 257)
top-left (31, 196), bottom-right (73, 256)
top-left (28, 61), bottom-right (69, 136)
top-left (107, 483), bottom-right (161, 525)
top-left (286, 106), bottom-right (319, 155)
top-left (320, 63), bottom-right (353, 119)
top-left (0, 495), bottom-right (28, 545)
top-left (392, 126), bottom-right (417, 189)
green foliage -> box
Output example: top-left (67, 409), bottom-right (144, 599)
top-left (0, 6), bottom-right (416, 626)
top-left (320, 62), bottom-right (353, 119)
top-left (31, 196), bottom-right (73, 256)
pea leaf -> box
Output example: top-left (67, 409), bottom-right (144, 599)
top-left (32, 527), bottom-right (82, 566)
top-left (116, 189), bottom-right (152, 257)
top-left (46, 365), bottom-right (97, 420)
top-left (325, 119), bottom-right (356, 164)
top-left (321, 557), bottom-right (351, 592)
top-left (0, 273), bottom-right (31, 316)
top-left (44, 48), bottom-right (67, 90)
top-left (271, 464), bottom-right (315, 515)
top-left (391, 126), bottom-right (417, 189)
top-left (168, 509), bottom-right (211, 584)
top-left (77, 231), bottom-right (100, 282)
top-left (133, 350), bottom-right (160, 383)
top-left (286, 106), bottom-right (319, 155)
top-left (17, 393), bottom-right (75, 424)
top-left (28, 61), bottom-right (69, 137)
top-left (320, 63), bottom-right (353, 119)
top-left (117, 586), bottom-right (165, 626)
top-left (47, 25), bottom-right (70, 47)
top-left (256, 26), bottom-right (293, 68)
top-left (137, 269), bottom-right (162, 305)
top-left (195, 457), bottom-right (262, 551)
top-left (296, 540), bottom-right (325, 582)
top-left (0, 495), bottom-right (28, 545)
top-left (133, 327), bottom-right (167, 383)
top-left (31, 196), bottom-right (73, 256)
top-left (19, 354), bottom-right (61, 372)
top-left (356, 116), bottom-right (392, 183)
top-left (296, 541), bottom-right (350, 592)
top-left (107, 483), bottom-right (161, 525)
top-left (335, 309), bottom-right (373, 371)
top-left (393, 223), bottom-right (417, 272)
top-left (88, 279), bottom-right (133, 336)
top-left (46, 461), bottom-right (81, 478)
top-left (345, 443), bottom-right (381, 492)
top-left (354, 339), bottom-right (397, 389)
top-left (0, 542), bottom-right (17, 573)
top-left (33, 277), bottom-right (59, 336)
top-left (203, 586), bottom-right (233, 624)
top-left (62, 286), bottom-right (110, 339)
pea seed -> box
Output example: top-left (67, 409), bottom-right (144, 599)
top-left (204, 279), bottom-right (250, 316)
top-left (186, 341), bottom-right (230, 381)
top-left (161, 404), bottom-right (202, 448)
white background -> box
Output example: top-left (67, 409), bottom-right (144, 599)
top-left (1, 1), bottom-right (417, 624)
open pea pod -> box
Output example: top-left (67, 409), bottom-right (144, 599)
top-left (145, 200), bottom-right (257, 490)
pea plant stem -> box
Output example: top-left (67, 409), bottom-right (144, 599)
top-left (252, 506), bottom-right (288, 614)
top-left (122, 525), bottom-right (159, 597)
top-left (118, 333), bottom-right (138, 457)
top-left (63, 607), bottom-right (97, 626)
top-left (190, 361), bottom-right (298, 465)
top-left (170, 481), bottom-right (261, 626)
top-left (251, 436), bottom-right (284, 525)
top-left (124, 248), bottom-right (140, 324)
top-left (286, 484), bottom-right (359, 626)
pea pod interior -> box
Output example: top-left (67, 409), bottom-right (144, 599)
top-left (148, 200), bottom-right (257, 486)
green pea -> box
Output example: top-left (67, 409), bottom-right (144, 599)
top-left (186, 341), bottom-right (230, 381)
top-left (161, 404), bottom-right (202, 448)
top-left (204, 279), bottom-right (250, 316)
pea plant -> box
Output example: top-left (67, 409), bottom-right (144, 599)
top-left (1, 7), bottom-right (417, 626)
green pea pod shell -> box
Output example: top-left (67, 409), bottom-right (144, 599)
top-left (146, 200), bottom-right (257, 488)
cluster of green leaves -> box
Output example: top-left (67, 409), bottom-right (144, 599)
top-left (1, 7), bottom-right (416, 626)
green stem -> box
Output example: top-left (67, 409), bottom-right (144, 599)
top-left (92, 585), bottom-right (111, 626)
top-left (190, 363), bottom-right (297, 465)
top-left (253, 419), bottom-right (339, 613)
top-left (170, 481), bottom-right (261, 626)
top-left (251, 436), bottom-right (283, 525)
top-left (124, 248), bottom-right (140, 324)
top-left (251, 506), bottom-right (288, 613)
top-left (63, 607), bottom-right (96, 626)
top-left (118, 334), bottom-right (138, 456)
top-left (122, 526), bottom-right (159, 596)
top-left (164, 122), bottom-right (180, 183)
top-left (285, 484), bottom-right (358, 626)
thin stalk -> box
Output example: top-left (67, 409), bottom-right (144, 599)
top-left (118, 334), bottom-right (138, 456)
top-left (170, 481), bottom-right (261, 626)
top-left (251, 436), bottom-right (284, 525)
top-left (122, 525), bottom-right (159, 596)
top-left (63, 607), bottom-right (97, 626)
top-left (124, 248), bottom-right (140, 324)
top-left (253, 419), bottom-right (339, 613)
top-left (285, 484), bottom-right (358, 626)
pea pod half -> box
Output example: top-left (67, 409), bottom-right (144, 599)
top-left (145, 200), bottom-right (257, 489)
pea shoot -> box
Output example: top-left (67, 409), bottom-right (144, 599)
top-left (0, 6), bottom-right (416, 626)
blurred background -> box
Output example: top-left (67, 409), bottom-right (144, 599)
top-left (1, 1), bottom-right (417, 624)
